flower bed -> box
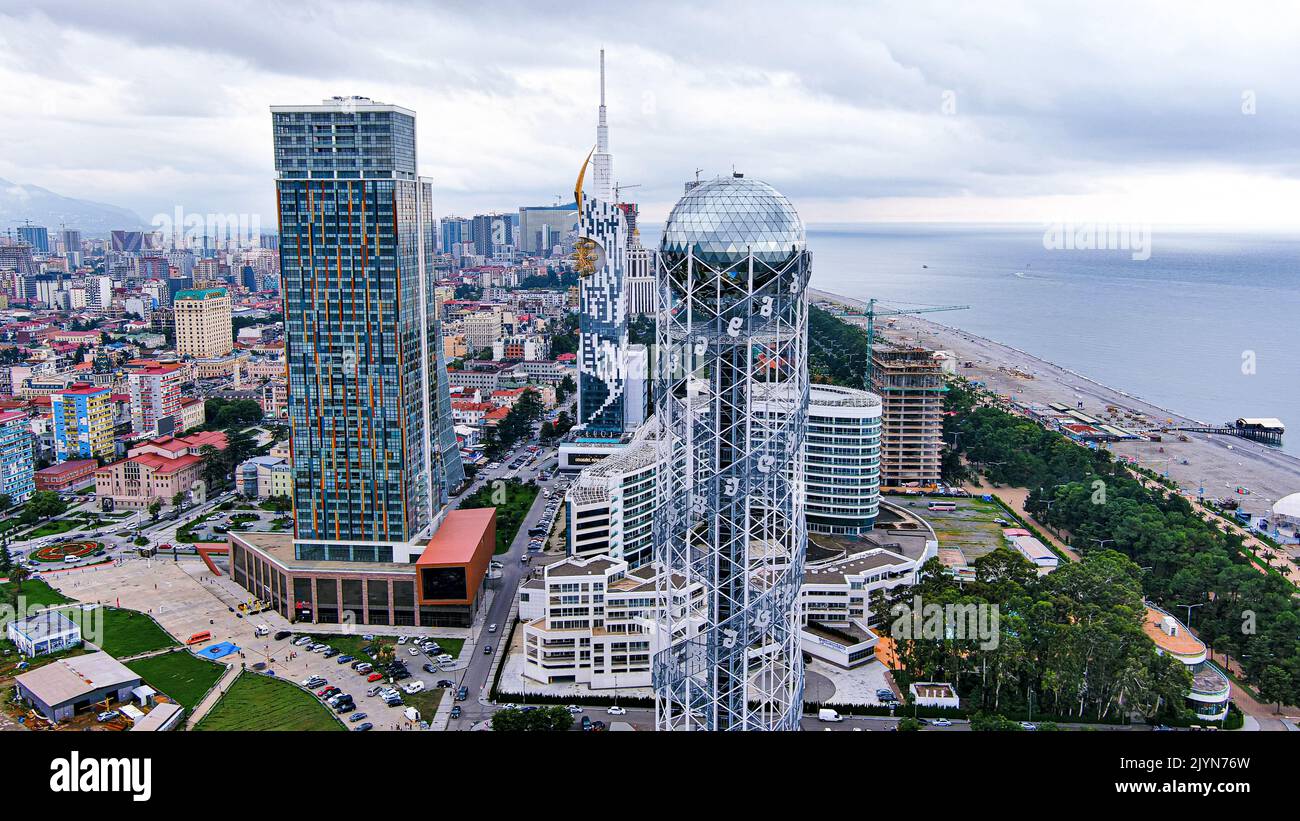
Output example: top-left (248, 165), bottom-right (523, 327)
top-left (31, 541), bottom-right (102, 563)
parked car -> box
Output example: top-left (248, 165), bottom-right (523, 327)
top-left (337, 655), bottom-right (354, 664)
top-left (349, 712), bottom-right (369, 723)
top-left (408, 647), bottom-right (419, 656)
top-left (581, 715), bottom-right (592, 731)
top-left (434, 653), bottom-right (453, 664)
top-left (96, 710), bottom-right (120, 722)
top-left (366, 672), bottom-right (383, 682)
top-left (456, 686), bottom-right (469, 701)
top-left (567, 705), bottom-right (583, 714)
top-left (274, 630), bottom-right (292, 641)
top-left (302, 676), bottom-right (326, 688)
top-left (336, 702), bottom-right (356, 714)
top-left (354, 722), bottom-right (373, 731)
top-left (932, 718), bottom-right (953, 727)
top-left (1020, 721), bottom-right (1038, 731)
top-left (317, 686), bottom-right (339, 698)
top-left (397, 636), bottom-right (408, 645)
top-left (436, 679), bottom-right (455, 689)
top-left (366, 686), bottom-right (383, 697)
top-left (449, 706), bottom-right (461, 719)
top-left (403, 681), bottom-right (425, 694)
top-left (322, 648), bottom-right (339, 658)
top-left (422, 663), bottom-right (436, 673)
top-left (355, 663), bottom-right (372, 674)
top-left (606, 705), bottom-right (627, 716)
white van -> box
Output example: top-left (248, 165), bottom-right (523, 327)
top-left (254, 625), bottom-right (270, 637)
top-left (817, 708), bottom-right (843, 723)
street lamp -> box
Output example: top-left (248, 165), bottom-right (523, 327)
top-left (1175, 602), bottom-right (1203, 627)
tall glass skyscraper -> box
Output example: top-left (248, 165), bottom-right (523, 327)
top-left (272, 96), bottom-right (461, 559)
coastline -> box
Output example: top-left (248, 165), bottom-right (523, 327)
top-left (809, 287), bottom-right (1300, 529)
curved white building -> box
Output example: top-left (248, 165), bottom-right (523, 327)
top-left (754, 383), bottom-right (881, 536)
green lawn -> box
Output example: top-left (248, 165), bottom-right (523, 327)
top-left (23, 519), bottom-right (82, 539)
top-left (459, 480), bottom-right (539, 554)
top-left (0, 579), bottom-right (72, 614)
top-left (127, 651), bottom-right (225, 709)
top-left (195, 671), bottom-right (344, 731)
top-left (402, 686), bottom-right (444, 722)
top-left (67, 608), bottom-right (178, 658)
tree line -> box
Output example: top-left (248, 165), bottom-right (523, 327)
top-left (875, 547), bottom-right (1193, 722)
top-left (943, 380), bottom-right (1300, 710)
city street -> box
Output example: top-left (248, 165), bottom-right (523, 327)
top-left (445, 437), bottom-right (565, 730)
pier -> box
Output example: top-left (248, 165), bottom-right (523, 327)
top-left (1173, 418), bottom-right (1285, 447)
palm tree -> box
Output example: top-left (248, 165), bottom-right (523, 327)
top-left (9, 565), bottom-right (30, 593)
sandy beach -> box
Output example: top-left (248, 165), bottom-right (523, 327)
top-left (811, 288), bottom-right (1300, 530)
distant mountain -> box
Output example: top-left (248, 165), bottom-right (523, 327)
top-left (0, 178), bottom-right (147, 238)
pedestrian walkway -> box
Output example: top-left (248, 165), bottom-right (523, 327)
top-left (185, 662), bottom-right (240, 728)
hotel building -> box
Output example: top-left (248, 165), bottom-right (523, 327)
top-left (174, 287), bottom-right (234, 358)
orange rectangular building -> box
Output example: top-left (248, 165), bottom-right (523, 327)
top-left (416, 508), bottom-right (496, 605)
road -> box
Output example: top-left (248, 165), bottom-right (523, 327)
top-left (445, 438), bottom-right (568, 730)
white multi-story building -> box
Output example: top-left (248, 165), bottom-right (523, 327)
top-left (464, 308), bottom-right (504, 353)
top-left (87, 275), bottom-right (113, 311)
top-left (565, 423), bottom-right (664, 567)
top-left (753, 383), bottom-right (882, 535)
top-left (624, 246), bottom-right (656, 317)
top-left (517, 554), bottom-right (704, 689)
top-left (799, 545), bottom-right (920, 668)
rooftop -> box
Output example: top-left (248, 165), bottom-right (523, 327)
top-left (174, 288), bottom-right (229, 301)
top-left (417, 508), bottom-right (496, 567)
top-left (16, 651), bottom-right (139, 706)
top-left (8, 609), bottom-right (80, 641)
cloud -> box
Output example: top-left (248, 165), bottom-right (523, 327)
top-left (1, 0), bottom-right (1298, 227)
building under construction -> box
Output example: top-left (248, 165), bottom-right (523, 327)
top-left (870, 339), bottom-right (944, 486)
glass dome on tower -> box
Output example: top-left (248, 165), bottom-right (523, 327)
top-left (660, 175), bottom-right (806, 268)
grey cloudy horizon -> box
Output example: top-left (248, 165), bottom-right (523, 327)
top-left (2, 0), bottom-right (1299, 229)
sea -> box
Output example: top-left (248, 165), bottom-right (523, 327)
top-left (639, 223), bottom-right (1300, 457)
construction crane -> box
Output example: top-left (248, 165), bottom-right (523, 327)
top-left (861, 298), bottom-right (970, 382)
top-left (613, 181), bottom-right (640, 201)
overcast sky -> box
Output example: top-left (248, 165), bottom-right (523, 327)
top-left (2, 0), bottom-right (1299, 228)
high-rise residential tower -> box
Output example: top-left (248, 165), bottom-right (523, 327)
top-left (574, 51), bottom-right (632, 435)
top-left (51, 385), bottom-right (115, 462)
top-left (272, 96), bottom-right (461, 556)
top-left (654, 175), bottom-right (810, 731)
top-left (0, 410), bottom-right (35, 505)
